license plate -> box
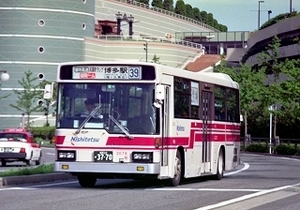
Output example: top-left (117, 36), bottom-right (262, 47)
top-left (94, 151), bottom-right (113, 162)
top-left (0, 147), bottom-right (13, 152)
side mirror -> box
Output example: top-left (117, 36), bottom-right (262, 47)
top-left (155, 84), bottom-right (165, 101)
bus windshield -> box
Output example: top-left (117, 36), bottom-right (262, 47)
top-left (56, 83), bottom-right (159, 135)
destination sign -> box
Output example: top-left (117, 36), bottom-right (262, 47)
top-left (72, 66), bottom-right (142, 80)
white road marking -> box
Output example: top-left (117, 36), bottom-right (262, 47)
top-left (149, 188), bottom-right (261, 192)
top-left (46, 152), bottom-right (55, 156)
top-left (194, 183), bottom-right (300, 210)
top-left (224, 162), bottom-right (250, 176)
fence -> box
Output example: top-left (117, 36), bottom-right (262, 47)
top-left (241, 135), bottom-right (300, 152)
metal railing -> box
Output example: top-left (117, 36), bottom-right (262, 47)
top-left (241, 136), bottom-right (300, 151)
top-left (96, 35), bottom-right (204, 50)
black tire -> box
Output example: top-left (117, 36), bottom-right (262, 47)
top-left (25, 152), bottom-right (33, 166)
top-left (1, 160), bottom-right (6, 167)
top-left (36, 152), bottom-right (42, 165)
top-left (171, 150), bottom-right (182, 186)
top-left (214, 149), bottom-right (224, 180)
top-left (78, 175), bottom-right (97, 188)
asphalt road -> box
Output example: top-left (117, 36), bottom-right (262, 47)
top-left (1, 153), bottom-right (300, 210)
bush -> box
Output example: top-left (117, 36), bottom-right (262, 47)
top-left (275, 144), bottom-right (298, 155)
top-left (30, 126), bottom-right (55, 140)
top-left (0, 164), bottom-right (53, 177)
top-left (246, 143), bottom-right (268, 153)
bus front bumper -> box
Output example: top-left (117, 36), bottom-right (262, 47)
top-left (54, 161), bottom-right (160, 175)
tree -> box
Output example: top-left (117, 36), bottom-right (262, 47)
top-left (152, 0), bottom-right (163, 8)
top-left (10, 71), bottom-right (43, 129)
top-left (200, 11), bottom-right (208, 24)
top-left (135, 0), bottom-right (149, 4)
top-left (174, 0), bottom-right (186, 16)
top-left (192, 7), bottom-right (201, 22)
top-left (163, 0), bottom-right (174, 11)
top-left (185, 4), bottom-right (194, 19)
top-left (152, 54), bottom-right (161, 64)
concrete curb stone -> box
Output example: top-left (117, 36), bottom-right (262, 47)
top-left (0, 173), bottom-right (75, 187)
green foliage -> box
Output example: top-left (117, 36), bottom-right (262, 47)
top-left (135, 0), bottom-right (149, 4)
top-left (260, 11), bottom-right (299, 30)
top-left (9, 71), bottom-right (42, 129)
top-left (174, 0), bottom-right (186, 16)
top-left (185, 4), bottom-right (193, 19)
top-left (152, 0), bottom-right (163, 8)
top-left (246, 143), bottom-right (268, 153)
top-left (152, 54), bottom-right (160, 63)
top-left (0, 164), bottom-right (53, 177)
top-left (30, 126), bottom-right (55, 140)
top-left (163, 0), bottom-right (174, 11)
top-left (275, 144), bottom-right (299, 155)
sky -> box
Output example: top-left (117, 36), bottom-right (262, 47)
top-left (180, 0), bottom-right (300, 31)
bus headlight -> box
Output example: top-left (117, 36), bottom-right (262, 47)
top-left (132, 152), bottom-right (153, 163)
top-left (57, 150), bottom-right (76, 161)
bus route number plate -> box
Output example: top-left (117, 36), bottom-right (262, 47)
top-left (94, 151), bottom-right (113, 162)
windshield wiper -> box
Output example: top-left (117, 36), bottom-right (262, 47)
top-left (75, 106), bottom-right (101, 135)
top-left (108, 115), bottom-right (133, 139)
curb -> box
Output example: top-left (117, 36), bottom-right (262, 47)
top-left (0, 173), bottom-right (75, 187)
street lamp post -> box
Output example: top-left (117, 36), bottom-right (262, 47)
top-left (127, 14), bottom-right (134, 38)
top-left (268, 105), bottom-right (275, 154)
top-left (115, 12), bottom-right (122, 36)
top-left (258, 0), bottom-right (264, 29)
top-left (0, 70), bottom-right (10, 81)
top-left (268, 10), bottom-right (272, 21)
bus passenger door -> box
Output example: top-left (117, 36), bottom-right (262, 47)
top-left (161, 85), bottom-right (170, 166)
top-left (201, 88), bottom-right (213, 174)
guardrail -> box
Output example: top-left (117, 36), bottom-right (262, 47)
top-left (96, 35), bottom-right (205, 50)
top-left (241, 136), bottom-right (300, 150)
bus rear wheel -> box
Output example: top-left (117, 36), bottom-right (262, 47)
top-left (170, 150), bottom-right (182, 186)
top-left (214, 149), bottom-right (224, 180)
top-left (77, 175), bottom-right (97, 188)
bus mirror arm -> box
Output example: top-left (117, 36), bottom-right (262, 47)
top-left (153, 100), bottom-right (162, 108)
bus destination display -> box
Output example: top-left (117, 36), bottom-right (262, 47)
top-left (72, 66), bottom-right (142, 80)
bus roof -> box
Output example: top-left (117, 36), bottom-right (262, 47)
top-left (58, 61), bottom-right (238, 89)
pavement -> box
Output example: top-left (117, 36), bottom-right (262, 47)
top-left (0, 172), bottom-right (75, 187)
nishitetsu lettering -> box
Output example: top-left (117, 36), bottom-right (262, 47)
top-left (70, 136), bottom-right (100, 143)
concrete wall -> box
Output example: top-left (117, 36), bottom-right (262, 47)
top-left (245, 16), bottom-right (300, 65)
top-left (0, 0), bottom-right (95, 128)
top-left (84, 37), bottom-right (202, 67)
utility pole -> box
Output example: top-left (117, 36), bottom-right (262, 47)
top-left (258, 0), bottom-right (264, 29)
top-left (143, 42), bottom-right (148, 62)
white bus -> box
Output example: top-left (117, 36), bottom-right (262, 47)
top-left (54, 61), bottom-right (240, 187)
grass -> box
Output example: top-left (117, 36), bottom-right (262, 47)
top-left (0, 164), bottom-right (54, 177)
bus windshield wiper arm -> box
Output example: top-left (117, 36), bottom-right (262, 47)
top-left (108, 115), bottom-right (133, 139)
top-left (75, 106), bottom-right (101, 135)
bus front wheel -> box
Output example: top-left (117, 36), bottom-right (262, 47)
top-left (77, 175), bottom-right (97, 188)
top-left (171, 150), bottom-right (182, 186)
